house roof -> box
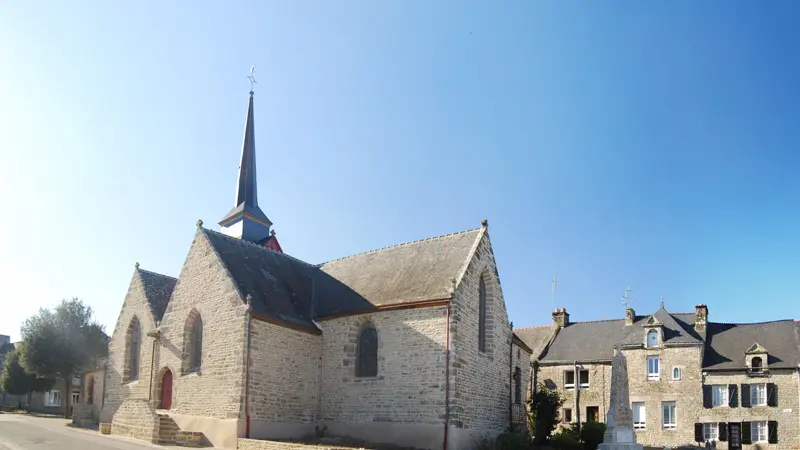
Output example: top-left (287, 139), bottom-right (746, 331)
top-left (703, 320), bottom-right (799, 370)
top-left (137, 268), bottom-right (177, 322)
top-left (320, 229), bottom-right (482, 307)
top-left (532, 308), bottom-right (799, 370)
top-left (0, 342), bottom-right (15, 355)
top-left (620, 309), bottom-right (703, 347)
top-left (514, 326), bottom-right (554, 359)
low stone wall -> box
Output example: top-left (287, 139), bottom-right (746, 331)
top-left (71, 403), bottom-right (98, 427)
top-left (111, 399), bottom-right (159, 443)
top-left (238, 439), bottom-right (373, 450)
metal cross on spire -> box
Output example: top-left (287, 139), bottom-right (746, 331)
top-left (247, 65), bottom-right (257, 93)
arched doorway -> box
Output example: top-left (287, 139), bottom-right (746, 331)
top-left (160, 369), bottom-right (173, 409)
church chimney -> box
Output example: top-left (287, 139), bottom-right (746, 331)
top-left (694, 304), bottom-right (708, 333)
top-left (552, 308), bottom-right (569, 329)
top-left (218, 79), bottom-right (278, 247)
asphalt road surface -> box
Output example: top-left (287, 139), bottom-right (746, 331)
top-left (0, 414), bottom-right (181, 450)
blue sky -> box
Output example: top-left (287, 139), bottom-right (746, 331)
top-left (1, 2), bottom-right (799, 341)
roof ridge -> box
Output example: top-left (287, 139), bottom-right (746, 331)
top-left (201, 227), bottom-right (316, 269)
top-left (137, 267), bottom-right (177, 280)
top-left (319, 227), bottom-right (482, 266)
top-left (710, 319), bottom-right (796, 326)
top-left (514, 325), bottom-right (551, 331)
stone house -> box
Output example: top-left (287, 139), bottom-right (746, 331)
top-left (99, 88), bottom-right (531, 450)
top-left (516, 304), bottom-right (800, 450)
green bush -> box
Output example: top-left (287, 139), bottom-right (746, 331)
top-left (529, 384), bottom-right (565, 445)
top-left (579, 421), bottom-right (606, 450)
top-left (550, 430), bottom-right (582, 450)
top-left (495, 432), bottom-right (530, 450)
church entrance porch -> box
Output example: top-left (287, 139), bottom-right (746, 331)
top-left (160, 369), bottom-right (172, 410)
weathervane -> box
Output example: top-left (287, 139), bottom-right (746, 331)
top-left (247, 65), bottom-right (257, 93)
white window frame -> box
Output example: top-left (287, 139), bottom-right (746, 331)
top-left (579, 369), bottom-right (590, 388)
top-left (662, 401), bottom-right (676, 429)
top-left (751, 421), bottom-right (767, 443)
top-left (712, 385), bottom-right (728, 407)
top-left (751, 384), bottom-right (767, 406)
top-left (45, 390), bottom-right (61, 407)
top-left (647, 356), bottom-right (660, 380)
top-left (563, 407), bottom-right (573, 423)
top-left (71, 392), bottom-right (80, 405)
top-left (632, 402), bottom-right (646, 429)
top-left (647, 329), bottom-right (659, 347)
top-left (703, 423), bottom-right (719, 442)
top-left (672, 367), bottom-right (681, 380)
top-left (564, 370), bottom-right (575, 390)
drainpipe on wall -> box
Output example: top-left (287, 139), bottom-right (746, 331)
top-left (574, 361), bottom-right (581, 433)
top-left (244, 294), bottom-right (253, 438)
top-left (508, 321), bottom-right (514, 430)
top-left (442, 278), bottom-right (455, 450)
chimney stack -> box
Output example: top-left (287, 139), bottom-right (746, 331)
top-left (694, 304), bottom-right (708, 333)
top-left (552, 308), bottom-right (569, 329)
top-left (625, 308), bottom-right (636, 326)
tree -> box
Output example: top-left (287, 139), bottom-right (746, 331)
top-left (18, 298), bottom-right (107, 417)
top-left (0, 349), bottom-right (55, 408)
top-left (529, 383), bottom-right (565, 445)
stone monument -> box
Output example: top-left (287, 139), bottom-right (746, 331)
top-left (598, 347), bottom-right (643, 450)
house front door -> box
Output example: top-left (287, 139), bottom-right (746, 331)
top-left (160, 369), bottom-right (173, 409)
top-left (728, 423), bottom-right (742, 450)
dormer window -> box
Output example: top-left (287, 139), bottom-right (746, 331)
top-left (751, 356), bottom-right (763, 372)
top-left (647, 329), bottom-right (659, 348)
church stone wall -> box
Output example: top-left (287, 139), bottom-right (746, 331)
top-left (317, 306), bottom-right (449, 450)
top-left (156, 231), bottom-right (248, 421)
top-left (449, 231), bottom-right (513, 445)
top-left (100, 271), bottom-right (159, 424)
top-left (247, 319), bottom-right (321, 440)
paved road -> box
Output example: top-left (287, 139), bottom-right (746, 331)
top-left (0, 414), bottom-right (180, 450)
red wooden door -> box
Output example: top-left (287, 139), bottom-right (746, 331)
top-left (160, 370), bottom-right (173, 409)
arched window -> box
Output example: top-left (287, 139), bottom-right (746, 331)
top-left (87, 376), bottom-right (95, 404)
top-left (647, 329), bottom-right (659, 348)
top-left (184, 311), bottom-right (203, 372)
top-left (514, 367), bottom-right (522, 404)
top-left (356, 325), bottom-right (378, 377)
top-left (751, 356), bottom-right (762, 371)
top-left (126, 317), bottom-right (141, 381)
top-left (478, 275), bottom-right (487, 352)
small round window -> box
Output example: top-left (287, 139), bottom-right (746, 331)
top-left (672, 367), bottom-right (681, 380)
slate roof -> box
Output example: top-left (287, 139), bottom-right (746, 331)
top-left (514, 326), bottom-right (554, 359)
top-left (703, 320), bottom-right (800, 370)
top-left (137, 268), bottom-right (177, 322)
top-left (0, 342), bottom-right (15, 355)
top-left (619, 309), bottom-right (703, 347)
top-left (320, 229), bottom-right (482, 307)
top-left (532, 308), bottom-right (799, 370)
top-left (200, 227), bottom-right (482, 328)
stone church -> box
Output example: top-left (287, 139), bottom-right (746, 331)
top-left (99, 89), bottom-right (532, 450)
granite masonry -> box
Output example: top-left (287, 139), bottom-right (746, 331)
top-left (99, 89), bottom-right (528, 450)
top-left (516, 304), bottom-right (800, 450)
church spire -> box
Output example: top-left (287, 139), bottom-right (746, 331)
top-left (218, 73), bottom-right (274, 245)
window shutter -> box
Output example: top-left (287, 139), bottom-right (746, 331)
top-left (728, 384), bottom-right (738, 407)
top-left (702, 385), bottom-right (712, 408)
top-left (741, 422), bottom-right (752, 444)
top-left (767, 383), bottom-right (778, 407)
top-left (768, 420), bottom-right (778, 444)
top-left (741, 384), bottom-right (751, 408)
top-left (718, 423), bottom-right (728, 442)
top-left (694, 423), bottom-right (704, 443)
